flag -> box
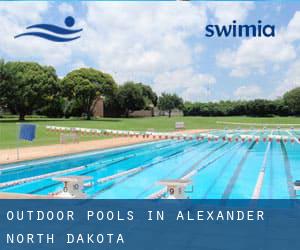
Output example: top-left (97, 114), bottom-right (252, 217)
top-left (19, 124), bottom-right (36, 141)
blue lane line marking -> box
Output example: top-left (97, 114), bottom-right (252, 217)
top-left (222, 142), bottom-right (256, 199)
top-left (280, 141), bottom-right (295, 198)
top-left (202, 143), bottom-right (246, 199)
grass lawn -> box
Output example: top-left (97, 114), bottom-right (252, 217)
top-left (1, 116), bottom-right (300, 149)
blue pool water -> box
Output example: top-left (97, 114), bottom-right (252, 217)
top-left (1, 130), bottom-right (300, 199)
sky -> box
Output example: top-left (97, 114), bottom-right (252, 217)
top-left (0, 1), bottom-right (300, 102)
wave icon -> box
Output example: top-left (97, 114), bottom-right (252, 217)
top-left (14, 16), bottom-right (82, 42)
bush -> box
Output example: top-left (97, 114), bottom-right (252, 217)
top-left (183, 99), bottom-right (287, 117)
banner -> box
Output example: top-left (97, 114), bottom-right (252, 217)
top-left (1, 200), bottom-right (299, 250)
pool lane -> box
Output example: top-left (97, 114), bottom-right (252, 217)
top-left (94, 141), bottom-right (229, 198)
top-left (255, 128), bottom-right (294, 199)
top-left (222, 142), bottom-right (258, 199)
top-left (100, 136), bottom-right (298, 199)
top-left (2, 129), bottom-right (300, 199)
top-left (280, 141), bottom-right (295, 198)
top-left (85, 140), bottom-right (204, 197)
top-left (2, 140), bottom-right (198, 195)
top-left (284, 141), bottom-right (300, 198)
top-left (7, 132), bottom-right (232, 196)
top-left (260, 142), bottom-right (289, 199)
top-left (0, 140), bottom-right (173, 184)
top-left (190, 142), bottom-right (249, 199)
top-left (219, 130), bottom-right (263, 198)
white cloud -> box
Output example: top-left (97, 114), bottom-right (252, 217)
top-left (268, 11), bottom-right (300, 98)
top-left (207, 2), bottom-right (255, 24)
top-left (216, 11), bottom-right (300, 78)
top-left (193, 44), bottom-right (204, 55)
top-left (286, 11), bottom-right (300, 42)
top-left (0, 2), bottom-right (48, 23)
top-left (0, 2), bottom-right (78, 67)
top-left (153, 68), bottom-right (216, 101)
top-left (273, 60), bottom-right (300, 98)
top-left (3, 1), bottom-right (298, 102)
top-left (58, 3), bottom-right (74, 15)
top-left (0, 2), bottom-right (213, 93)
top-left (217, 34), bottom-right (296, 77)
top-left (78, 2), bottom-right (207, 83)
top-left (234, 85), bottom-right (262, 100)
top-left (62, 61), bottom-right (89, 77)
top-left (71, 61), bottom-right (88, 70)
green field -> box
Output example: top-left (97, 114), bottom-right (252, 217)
top-left (1, 116), bottom-right (300, 149)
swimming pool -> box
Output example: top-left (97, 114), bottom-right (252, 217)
top-left (1, 129), bottom-right (299, 199)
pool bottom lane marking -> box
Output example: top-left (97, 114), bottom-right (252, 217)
top-left (202, 142), bottom-right (246, 199)
top-left (91, 141), bottom-right (204, 198)
top-left (147, 143), bottom-right (241, 199)
top-left (148, 129), bottom-right (258, 199)
top-left (222, 141), bottom-right (256, 199)
top-left (29, 140), bottom-right (197, 195)
top-left (91, 141), bottom-right (205, 198)
top-left (139, 142), bottom-right (231, 199)
top-left (280, 141), bottom-right (295, 198)
top-left (182, 143), bottom-right (240, 180)
top-left (80, 140), bottom-right (193, 176)
top-left (180, 142), bottom-right (229, 178)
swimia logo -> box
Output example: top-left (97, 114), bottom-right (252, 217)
top-left (205, 20), bottom-right (275, 38)
top-left (14, 16), bottom-right (83, 42)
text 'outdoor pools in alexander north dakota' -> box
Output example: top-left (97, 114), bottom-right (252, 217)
top-left (3, 209), bottom-right (264, 246)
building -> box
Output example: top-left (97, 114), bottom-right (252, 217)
top-left (91, 96), bottom-right (104, 117)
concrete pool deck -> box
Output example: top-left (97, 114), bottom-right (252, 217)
top-left (0, 192), bottom-right (54, 199)
top-left (0, 129), bottom-right (206, 165)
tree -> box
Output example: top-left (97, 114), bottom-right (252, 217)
top-left (0, 59), bottom-right (9, 109)
top-left (0, 61), bottom-right (59, 121)
top-left (283, 87), bottom-right (300, 115)
top-left (245, 99), bottom-right (275, 117)
top-left (138, 83), bottom-right (158, 107)
top-left (273, 99), bottom-right (290, 116)
top-left (61, 68), bottom-right (117, 120)
top-left (117, 82), bottom-right (146, 117)
top-left (158, 93), bottom-right (183, 117)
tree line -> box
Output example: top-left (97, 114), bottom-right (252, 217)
top-left (184, 89), bottom-right (300, 117)
top-left (0, 60), bottom-right (299, 120)
top-left (0, 60), bottom-right (183, 120)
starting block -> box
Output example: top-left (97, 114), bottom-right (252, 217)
top-left (294, 180), bottom-right (300, 196)
top-left (53, 176), bottom-right (91, 199)
top-left (158, 179), bottom-right (192, 199)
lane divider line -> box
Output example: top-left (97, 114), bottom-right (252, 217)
top-left (0, 165), bottom-right (87, 189)
top-left (252, 130), bottom-right (274, 199)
